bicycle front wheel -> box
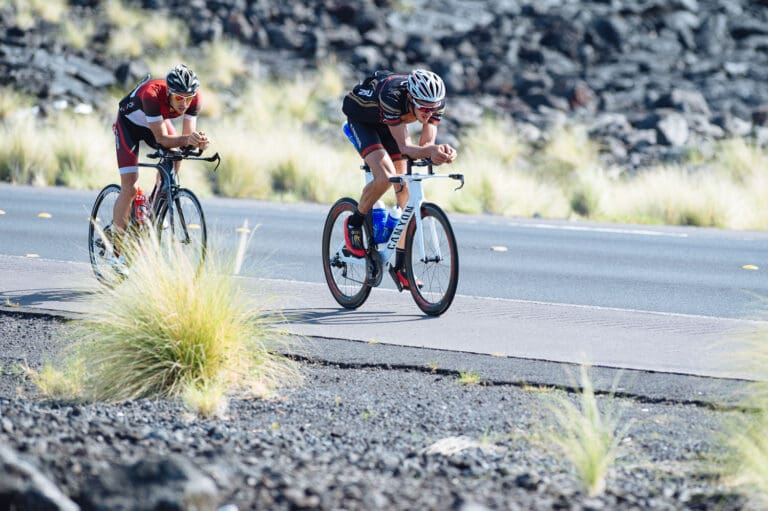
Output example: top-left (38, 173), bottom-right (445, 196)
top-left (156, 188), bottom-right (207, 270)
top-left (88, 184), bottom-right (122, 286)
top-left (322, 197), bottom-right (371, 309)
top-left (405, 202), bottom-right (459, 316)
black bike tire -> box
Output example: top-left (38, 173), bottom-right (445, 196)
top-left (322, 197), bottom-right (372, 309)
top-left (405, 202), bottom-right (459, 316)
top-left (88, 184), bottom-right (122, 286)
top-left (156, 188), bottom-right (207, 270)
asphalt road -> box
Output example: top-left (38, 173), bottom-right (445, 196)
top-left (2, 183), bottom-right (768, 381)
top-left (1, 183), bottom-right (766, 319)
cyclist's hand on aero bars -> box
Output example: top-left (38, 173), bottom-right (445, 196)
top-left (189, 131), bottom-right (210, 151)
top-left (430, 144), bottom-right (457, 165)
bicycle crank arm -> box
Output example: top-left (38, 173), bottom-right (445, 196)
top-left (365, 250), bottom-right (384, 287)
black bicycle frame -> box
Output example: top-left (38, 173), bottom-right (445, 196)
top-left (138, 147), bottom-right (220, 240)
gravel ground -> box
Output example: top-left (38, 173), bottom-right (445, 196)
top-left (0, 310), bottom-right (752, 510)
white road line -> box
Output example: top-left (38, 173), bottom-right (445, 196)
top-left (502, 221), bottom-right (689, 237)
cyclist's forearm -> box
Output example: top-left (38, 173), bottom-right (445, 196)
top-left (402, 143), bottom-right (443, 160)
top-left (401, 143), bottom-right (434, 160)
top-left (156, 134), bottom-right (194, 148)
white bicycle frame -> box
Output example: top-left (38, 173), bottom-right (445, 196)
top-left (335, 160), bottom-right (464, 278)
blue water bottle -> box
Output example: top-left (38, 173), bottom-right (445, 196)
top-left (372, 200), bottom-right (387, 243)
top-left (383, 205), bottom-right (402, 242)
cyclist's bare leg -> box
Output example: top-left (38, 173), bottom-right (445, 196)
top-left (113, 171), bottom-right (139, 254)
top-left (358, 149), bottom-right (397, 214)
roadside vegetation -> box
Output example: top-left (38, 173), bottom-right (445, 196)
top-left (1, 3), bottom-right (767, 229)
top-left (25, 232), bottom-right (301, 417)
top-left (721, 331), bottom-right (768, 507)
top-left (457, 370), bottom-right (482, 385)
top-left (541, 366), bottom-right (630, 497)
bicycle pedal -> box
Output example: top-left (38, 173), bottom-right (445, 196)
top-left (388, 265), bottom-right (404, 292)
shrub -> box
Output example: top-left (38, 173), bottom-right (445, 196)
top-left (72, 231), bottom-right (301, 404)
top-left (544, 366), bottom-right (629, 497)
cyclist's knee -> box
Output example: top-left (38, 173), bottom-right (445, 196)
top-left (119, 185), bottom-right (138, 198)
top-left (371, 175), bottom-right (392, 192)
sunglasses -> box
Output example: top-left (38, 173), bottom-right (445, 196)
top-left (171, 93), bottom-right (195, 104)
top-left (411, 98), bottom-right (440, 113)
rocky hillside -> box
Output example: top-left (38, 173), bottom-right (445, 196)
top-left (2, 0), bottom-right (768, 169)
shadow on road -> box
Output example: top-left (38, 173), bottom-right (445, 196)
top-left (279, 307), bottom-right (438, 326)
top-left (1, 288), bottom-right (95, 308)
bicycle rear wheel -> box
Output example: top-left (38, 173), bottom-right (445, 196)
top-left (156, 188), bottom-right (207, 270)
top-left (322, 197), bottom-right (371, 309)
top-left (405, 202), bottom-right (459, 316)
top-left (88, 184), bottom-right (122, 286)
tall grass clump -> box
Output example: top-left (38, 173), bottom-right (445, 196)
top-left (432, 156), bottom-right (569, 217)
top-left (0, 118), bottom-right (56, 184)
top-left (536, 124), bottom-right (600, 183)
top-left (5, 0), bottom-right (67, 29)
top-left (103, 0), bottom-right (188, 57)
top-left (0, 86), bottom-right (35, 121)
top-left (52, 113), bottom-right (116, 188)
top-left (598, 166), bottom-right (739, 227)
top-left (722, 330), bottom-right (768, 506)
top-left (726, 407), bottom-right (768, 508)
top-left (197, 39), bottom-right (249, 89)
top-left (708, 138), bottom-right (768, 229)
top-left (233, 68), bottom-right (342, 128)
top-left (461, 117), bottom-right (527, 167)
top-left (444, 118), bottom-right (569, 216)
top-left (210, 117), bottom-right (360, 202)
top-left (712, 138), bottom-right (768, 185)
top-left (313, 59), bottom-right (347, 100)
top-left (543, 366), bottom-right (629, 497)
top-left (58, 17), bottom-right (96, 51)
top-left (72, 232), bottom-right (301, 407)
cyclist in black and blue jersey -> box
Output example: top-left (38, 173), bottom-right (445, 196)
top-left (342, 69), bottom-right (458, 289)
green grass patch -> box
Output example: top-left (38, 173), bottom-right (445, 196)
top-left (457, 371), bottom-right (481, 385)
top-left (67, 232), bottom-right (301, 407)
top-left (103, 0), bottom-right (189, 57)
top-left (181, 380), bottom-right (228, 418)
top-left (0, 86), bottom-right (35, 122)
top-left (543, 366), bottom-right (629, 497)
top-left (721, 329), bottom-right (768, 504)
top-left (0, 118), bottom-right (57, 184)
top-left (23, 357), bottom-right (84, 400)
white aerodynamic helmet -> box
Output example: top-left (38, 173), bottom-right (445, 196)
top-left (407, 69), bottom-right (446, 103)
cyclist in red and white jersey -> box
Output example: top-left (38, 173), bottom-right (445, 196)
top-left (110, 64), bottom-right (209, 267)
top-left (342, 69), bottom-right (457, 289)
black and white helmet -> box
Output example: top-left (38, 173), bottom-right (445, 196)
top-left (407, 69), bottom-right (445, 103)
top-left (166, 64), bottom-right (199, 94)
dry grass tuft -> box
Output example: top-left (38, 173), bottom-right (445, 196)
top-left (71, 232), bottom-right (301, 406)
top-left (543, 366), bottom-right (629, 497)
top-left (722, 329), bottom-right (768, 505)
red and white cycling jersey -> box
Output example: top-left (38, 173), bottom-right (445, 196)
top-left (113, 76), bottom-right (203, 173)
top-left (118, 78), bottom-right (201, 127)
